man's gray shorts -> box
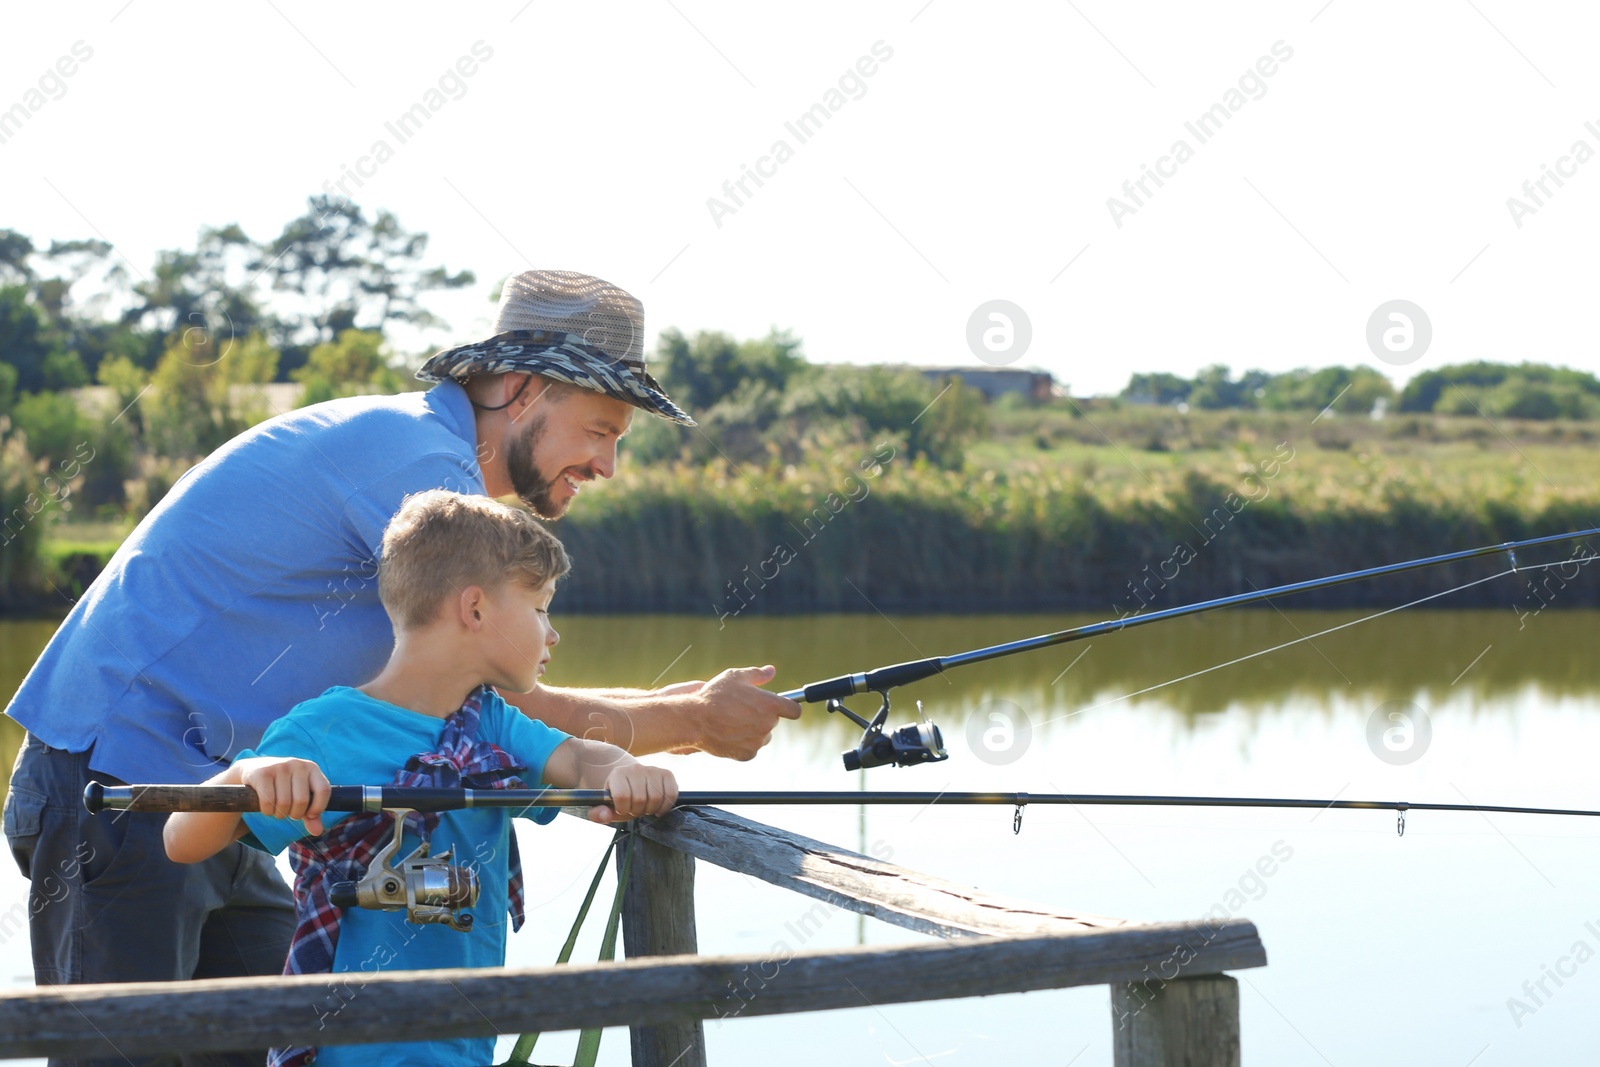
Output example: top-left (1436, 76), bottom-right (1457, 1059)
top-left (4, 733), bottom-right (296, 1067)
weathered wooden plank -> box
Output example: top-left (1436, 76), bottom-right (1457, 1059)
top-left (634, 806), bottom-right (1131, 940)
top-left (1111, 974), bottom-right (1241, 1067)
top-left (0, 922), bottom-right (1265, 1060)
top-left (620, 833), bottom-right (706, 1067)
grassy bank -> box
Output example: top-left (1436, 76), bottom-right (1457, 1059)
top-left (7, 408), bottom-right (1599, 617)
top-left (0, 536), bottom-right (120, 617)
top-left (552, 429), bottom-right (1599, 615)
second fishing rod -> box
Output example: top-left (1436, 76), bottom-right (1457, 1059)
top-left (85, 782), bottom-right (1600, 841)
top-left (774, 527), bottom-right (1600, 771)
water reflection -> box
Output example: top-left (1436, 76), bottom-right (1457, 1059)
top-left (1, 607), bottom-right (1593, 802)
top-left (546, 606), bottom-right (1596, 722)
top-left (3, 610), bottom-right (1595, 1064)
top-left (0, 620), bottom-right (57, 803)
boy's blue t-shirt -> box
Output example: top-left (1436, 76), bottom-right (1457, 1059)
top-left (238, 685), bottom-right (571, 1067)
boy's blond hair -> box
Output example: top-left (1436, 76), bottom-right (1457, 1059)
top-left (378, 490), bottom-right (571, 630)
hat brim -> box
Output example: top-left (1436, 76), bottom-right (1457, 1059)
top-left (418, 331), bottom-right (696, 427)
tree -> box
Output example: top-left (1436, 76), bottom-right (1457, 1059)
top-left (36, 239), bottom-right (122, 320)
top-left (254, 196), bottom-right (475, 375)
top-left (0, 285), bottom-right (73, 392)
top-left (1400, 362), bottom-right (1600, 417)
top-left (1188, 365), bottom-right (1271, 410)
top-left (1259, 366), bottom-right (1394, 414)
top-left (0, 229), bottom-right (36, 286)
top-left (0, 231), bottom-right (148, 381)
top-left (654, 327), bottom-right (806, 412)
top-left (1122, 372), bottom-right (1192, 406)
top-left (1398, 362), bottom-right (1511, 413)
top-left (38, 239), bottom-right (140, 381)
top-left (361, 210), bottom-right (475, 336)
top-left (127, 224), bottom-right (267, 372)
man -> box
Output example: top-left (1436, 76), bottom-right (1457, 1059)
top-left (2, 269), bottom-right (800, 1067)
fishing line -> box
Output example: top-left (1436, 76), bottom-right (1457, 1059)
top-left (1036, 559), bottom-right (1587, 726)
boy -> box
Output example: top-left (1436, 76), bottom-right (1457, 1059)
top-left (165, 489), bottom-right (678, 1066)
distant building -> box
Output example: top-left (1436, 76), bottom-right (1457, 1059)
top-left (918, 367), bottom-right (1055, 402)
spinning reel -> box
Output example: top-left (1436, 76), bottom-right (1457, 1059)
top-left (827, 692), bottom-right (949, 771)
top-left (329, 809), bottom-right (480, 932)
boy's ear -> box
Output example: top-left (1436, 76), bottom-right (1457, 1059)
top-left (457, 585), bottom-right (487, 629)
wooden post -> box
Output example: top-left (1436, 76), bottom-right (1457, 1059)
top-left (1110, 974), bottom-right (1241, 1067)
top-left (620, 829), bottom-right (707, 1067)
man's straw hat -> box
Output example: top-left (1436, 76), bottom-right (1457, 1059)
top-left (417, 270), bottom-right (694, 425)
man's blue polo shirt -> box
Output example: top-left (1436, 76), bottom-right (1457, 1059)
top-left (3, 381), bottom-right (486, 785)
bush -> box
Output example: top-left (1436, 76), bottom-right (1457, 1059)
top-left (1399, 361), bottom-right (1600, 417)
top-left (96, 355), bottom-right (148, 434)
top-left (0, 363), bottom-right (15, 419)
top-left (144, 332), bottom-right (279, 458)
top-left (781, 365), bottom-right (987, 468)
top-left (654, 327), bottom-right (806, 413)
top-left (1260, 366), bottom-right (1393, 414)
top-left (618, 406), bottom-right (688, 465)
top-left (0, 433), bottom-right (50, 601)
top-left (1486, 379), bottom-right (1596, 421)
top-left (76, 416), bottom-right (135, 512)
top-left (10, 390), bottom-right (90, 470)
top-left (293, 329), bottom-right (404, 405)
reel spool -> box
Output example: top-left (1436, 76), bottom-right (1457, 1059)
top-left (328, 809), bottom-right (481, 932)
top-left (828, 695), bottom-right (949, 771)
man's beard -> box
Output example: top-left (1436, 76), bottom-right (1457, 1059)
top-left (505, 412), bottom-right (566, 519)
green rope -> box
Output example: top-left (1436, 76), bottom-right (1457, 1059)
top-left (499, 827), bottom-right (633, 1067)
top-left (573, 830), bottom-right (633, 1067)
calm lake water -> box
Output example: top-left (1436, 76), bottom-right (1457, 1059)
top-left (5, 607), bottom-right (1600, 1066)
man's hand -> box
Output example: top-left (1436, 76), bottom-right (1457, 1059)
top-left (682, 665), bottom-right (802, 761)
top-left (504, 665), bottom-right (802, 759)
top-left (591, 763), bottom-right (679, 824)
top-left (234, 756), bottom-right (332, 835)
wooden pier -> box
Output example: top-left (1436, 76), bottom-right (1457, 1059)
top-left (0, 806), bottom-right (1266, 1065)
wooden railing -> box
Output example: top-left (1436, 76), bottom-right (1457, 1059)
top-left (0, 807), bottom-right (1266, 1066)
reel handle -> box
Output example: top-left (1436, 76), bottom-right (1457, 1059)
top-left (83, 782), bottom-right (366, 814)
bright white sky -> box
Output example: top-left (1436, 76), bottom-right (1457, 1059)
top-left (3, 1), bottom-right (1598, 396)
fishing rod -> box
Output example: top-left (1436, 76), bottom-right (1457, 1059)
top-left (85, 781), bottom-right (1600, 834)
top-left (97, 780), bottom-right (1596, 930)
top-left (777, 527), bottom-right (1600, 770)
top-left (101, 779), bottom-right (1597, 929)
